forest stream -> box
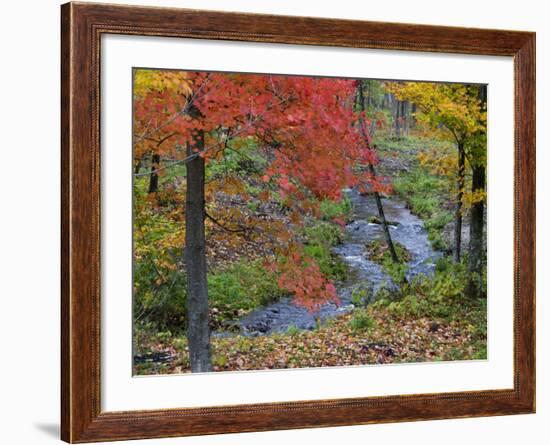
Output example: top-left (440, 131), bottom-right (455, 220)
top-left (224, 189), bottom-right (443, 336)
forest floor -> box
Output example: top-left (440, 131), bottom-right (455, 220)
top-left (135, 300), bottom-right (486, 374)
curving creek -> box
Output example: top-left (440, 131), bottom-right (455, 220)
top-left (223, 189), bottom-right (442, 337)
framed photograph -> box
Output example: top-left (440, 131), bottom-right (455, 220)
top-left (61, 2), bottom-right (535, 442)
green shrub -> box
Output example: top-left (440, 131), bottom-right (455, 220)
top-left (349, 309), bottom-right (375, 332)
top-left (425, 212), bottom-right (453, 232)
top-left (351, 285), bottom-right (372, 307)
top-left (428, 231), bottom-right (448, 251)
top-left (304, 221), bottom-right (343, 246)
top-left (365, 240), bottom-right (410, 284)
top-left (373, 283), bottom-right (401, 303)
top-left (372, 258), bottom-right (485, 323)
top-left (133, 188), bottom-right (187, 333)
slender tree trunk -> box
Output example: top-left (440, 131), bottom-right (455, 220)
top-left (394, 100), bottom-right (401, 138)
top-left (383, 93), bottom-right (391, 109)
top-left (402, 101), bottom-right (409, 136)
top-left (466, 164), bottom-right (486, 297)
top-left (368, 163), bottom-right (399, 264)
top-left (148, 153), bottom-right (160, 194)
top-left (185, 106), bottom-right (212, 373)
top-left (357, 81), bottom-right (400, 264)
top-left (453, 142), bottom-right (465, 263)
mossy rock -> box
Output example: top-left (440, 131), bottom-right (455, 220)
top-left (365, 240), bottom-right (411, 264)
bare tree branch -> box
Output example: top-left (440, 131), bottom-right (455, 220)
top-left (205, 211), bottom-right (249, 233)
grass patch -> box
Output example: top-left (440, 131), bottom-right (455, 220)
top-left (393, 167), bottom-right (452, 251)
top-left (303, 221), bottom-right (347, 280)
top-left (208, 260), bottom-right (286, 329)
top-left (319, 196), bottom-right (352, 222)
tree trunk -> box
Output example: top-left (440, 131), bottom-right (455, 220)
top-left (453, 142), bottom-right (465, 263)
top-left (357, 81), bottom-right (400, 265)
top-left (368, 163), bottom-right (399, 264)
top-left (394, 100), bottom-right (401, 138)
top-left (184, 112), bottom-right (212, 373)
top-left (148, 153), bottom-right (160, 194)
top-left (411, 103), bottom-right (417, 127)
top-left (466, 84), bottom-right (487, 298)
top-left (402, 101), bottom-right (409, 136)
top-left (466, 164), bottom-right (486, 297)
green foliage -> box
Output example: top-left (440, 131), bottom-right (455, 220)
top-left (375, 135), bottom-right (426, 154)
top-left (365, 240), bottom-right (410, 284)
top-left (134, 213), bottom-right (286, 334)
top-left (373, 258), bottom-right (486, 337)
top-left (408, 195), bottom-right (440, 219)
top-left (133, 260), bottom-right (187, 333)
top-left (212, 353), bottom-right (229, 368)
top-left (285, 325), bottom-right (301, 336)
top-left (208, 261), bottom-right (286, 327)
top-left (385, 261), bottom-right (409, 285)
top-left (348, 309), bottom-right (375, 332)
top-left (351, 284), bottom-right (372, 307)
top-left (319, 196), bottom-right (352, 222)
top-left (303, 221), bottom-right (347, 280)
top-left (373, 283), bottom-right (401, 302)
top-left (394, 169), bottom-right (444, 217)
top-left (206, 137), bottom-right (267, 180)
top-left (425, 212), bottom-right (453, 232)
top-left (133, 185), bottom-right (187, 333)
top-left (425, 212), bottom-right (453, 250)
top-left (304, 221), bottom-right (343, 246)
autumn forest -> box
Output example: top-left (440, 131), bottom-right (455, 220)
top-left (133, 70), bottom-right (487, 374)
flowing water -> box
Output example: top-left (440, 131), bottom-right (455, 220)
top-left (230, 189), bottom-right (442, 336)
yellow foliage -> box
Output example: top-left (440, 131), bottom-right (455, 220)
top-left (418, 148), bottom-right (456, 177)
top-left (464, 189), bottom-right (487, 207)
top-left (134, 68), bottom-right (193, 98)
top-left (385, 81), bottom-right (486, 143)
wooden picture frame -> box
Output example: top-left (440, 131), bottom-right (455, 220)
top-left (61, 2), bottom-right (535, 442)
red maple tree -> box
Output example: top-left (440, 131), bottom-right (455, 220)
top-left (134, 70), bottom-right (386, 371)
